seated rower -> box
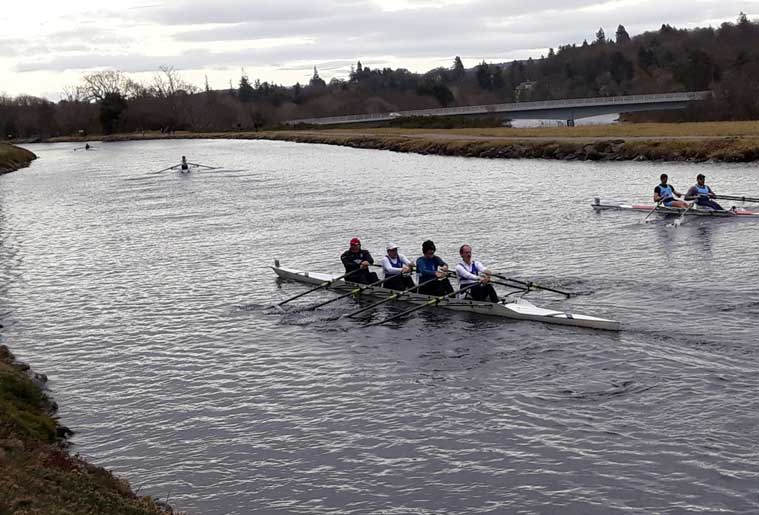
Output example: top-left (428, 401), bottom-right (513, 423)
top-left (340, 237), bottom-right (380, 285)
top-left (684, 174), bottom-right (725, 211)
top-left (654, 173), bottom-right (689, 209)
top-left (180, 156), bottom-right (189, 172)
top-left (381, 243), bottom-right (416, 291)
top-left (455, 245), bottom-right (499, 303)
top-left (415, 240), bottom-right (454, 296)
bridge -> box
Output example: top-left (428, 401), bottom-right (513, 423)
top-left (286, 91), bottom-right (711, 126)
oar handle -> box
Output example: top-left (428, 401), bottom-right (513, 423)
top-left (305, 275), bottom-right (387, 311)
top-left (277, 268), bottom-right (361, 306)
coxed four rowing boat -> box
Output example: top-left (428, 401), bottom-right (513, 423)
top-left (272, 262), bottom-right (621, 331)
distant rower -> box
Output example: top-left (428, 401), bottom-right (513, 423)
top-left (685, 174), bottom-right (725, 211)
top-left (180, 156), bottom-right (189, 172)
top-left (654, 173), bottom-right (689, 208)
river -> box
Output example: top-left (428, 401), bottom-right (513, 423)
top-left (1, 139), bottom-right (757, 514)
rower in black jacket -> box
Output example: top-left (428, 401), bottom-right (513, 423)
top-left (340, 238), bottom-right (379, 285)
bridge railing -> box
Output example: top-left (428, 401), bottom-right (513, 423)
top-left (286, 91), bottom-right (711, 125)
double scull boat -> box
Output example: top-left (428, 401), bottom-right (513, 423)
top-left (591, 198), bottom-right (759, 217)
top-left (272, 261), bottom-right (621, 331)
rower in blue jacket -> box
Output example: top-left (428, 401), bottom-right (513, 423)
top-left (684, 174), bottom-right (725, 211)
top-left (415, 240), bottom-right (453, 296)
top-left (654, 173), bottom-right (689, 208)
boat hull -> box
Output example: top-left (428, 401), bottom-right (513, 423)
top-left (272, 265), bottom-right (621, 332)
top-left (591, 201), bottom-right (759, 217)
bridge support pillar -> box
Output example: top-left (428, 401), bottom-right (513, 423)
top-left (567, 119), bottom-right (575, 127)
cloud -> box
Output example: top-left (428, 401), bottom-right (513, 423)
top-left (4, 0), bottom-right (756, 96)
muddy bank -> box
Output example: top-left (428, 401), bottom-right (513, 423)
top-left (0, 143), bottom-right (37, 174)
top-left (0, 345), bottom-right (176, 514)
top-left (253, 132), bottom-right (759, 162)
top-left (37, 128), bottom-right (759, 162)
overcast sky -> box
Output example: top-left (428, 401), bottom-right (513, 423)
top-left (1, 0), bottom-right (756, 99)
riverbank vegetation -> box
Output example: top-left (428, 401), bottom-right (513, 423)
top-left (253, 128), bottom-right (759, 162)
top-left (0, 345), bottom-right (172, 514)
top-left (3, 14), bottom-right (759, 139)
top-left (0, 143), bottom-right (36, 174)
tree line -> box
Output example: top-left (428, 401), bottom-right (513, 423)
top-left (3, 14), bottom-right (759, 138)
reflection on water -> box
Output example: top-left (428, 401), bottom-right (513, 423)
top-left (1, 140), bottom-right (758, 514)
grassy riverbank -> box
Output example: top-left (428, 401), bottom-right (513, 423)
top-left (0, 143), bottom-right (37, 174)
top-left (0, 345), bottom-right (172, 514)
top-left (37, 121), bottom-right (759, 162)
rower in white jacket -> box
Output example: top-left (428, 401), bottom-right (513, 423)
top-left (455, 244), bottom-right (499, 302)
top-left (381, 243), bottom-right (416, 291)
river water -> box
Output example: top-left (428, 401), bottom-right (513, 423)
top-left (1, 139), bottom-right (757, 514)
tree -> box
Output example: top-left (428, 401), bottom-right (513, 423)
top-left (309, 67), bottom-right (326, 88)
top-left (239, 72), bottom-right (255, 103)
top-left (99, 92), bottom-right (127, 134)
top-left (81, 70), bottom-right (134, 101)
top-left (595, 27), bottom-right (606, 44)
top-left (616, 25), bottom-right (631, 44)
top-left (609, 51), bottom-right (634, 83)
top-left (452, 56), bottom-right (465, 80)
top-left (475, 61), bottom-right (492, 89)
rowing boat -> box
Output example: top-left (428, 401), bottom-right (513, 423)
top-left (591, 198), bottom-right (759, 217)
top-left (272, 262), bottom-right (621, 331)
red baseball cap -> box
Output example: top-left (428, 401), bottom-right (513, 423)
top-left (350, 237), bottom-right (361, 246)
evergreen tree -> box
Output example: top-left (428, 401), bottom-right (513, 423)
top-left (452, 56), bottom-right (465, 80)
top-left (595, 27), bottom-right (606, 44)
top-left (616, 25), bottom-right (631, 44)
top-left (309, 66), bottom-right (326, 88)
top-left (239, 73), bottom-right (255, 103)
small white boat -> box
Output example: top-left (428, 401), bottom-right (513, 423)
top-left (591, 198), bottom-right (759, 217)
top-left (272, 262), bottom-right (621, 332)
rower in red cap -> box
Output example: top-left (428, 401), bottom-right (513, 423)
top-left (340, 237), bottom-right (379, 284)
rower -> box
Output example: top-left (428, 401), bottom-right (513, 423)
top-left (654, 173), bottom-right (689, 208)
top-left (85, 143), bottom-right (90, 150)
top-left (455, 245), bottom-right (499, 303)
top-left (180, 156), bottom-right (189, 172)
top-left (684, 174), bottom-right (725, 211)
top-left (381, 243), bottom-right (415, 291)
top-left (415, 240), bottom-right (453, 296)
top-left (340, 238), bottom-right (379, 285)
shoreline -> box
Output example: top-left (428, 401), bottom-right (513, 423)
top-left (0, 345), bottom-right (175, 513)
top-left (15, 122), bottom-right (759, 162)
top-left (0, 143), bottom-right (37, 174)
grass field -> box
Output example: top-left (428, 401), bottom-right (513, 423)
top-left (314, 120), bottom-right (759, 139)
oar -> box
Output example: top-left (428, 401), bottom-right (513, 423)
top-left (641, 200), bottom-right (663, 224)
top-left (672, 201), bottom-right (695, 227)
top-left (715, 194), bottom-right (759, 203)
top-left (363, 283), bottom-right (477, 327)
top-left (489, 273), bottom-right (571, 298)
top-left (188, 162), bottom-right (216, 169)
top-left (275, 268), bottom-right (361, 308)
top-left (153, 165), bottom-right (178, 174)
top-left (343, 276), bottom-right (439, 319)
top-left (490, 279), bottom-right (529, 292)
top-left (303, 275), bottom-right (387, 311)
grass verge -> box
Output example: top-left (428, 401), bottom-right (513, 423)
top-left (0, 345), bottom-right (174, 514)
top-left (0, 143), bottom-right (36, 174)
